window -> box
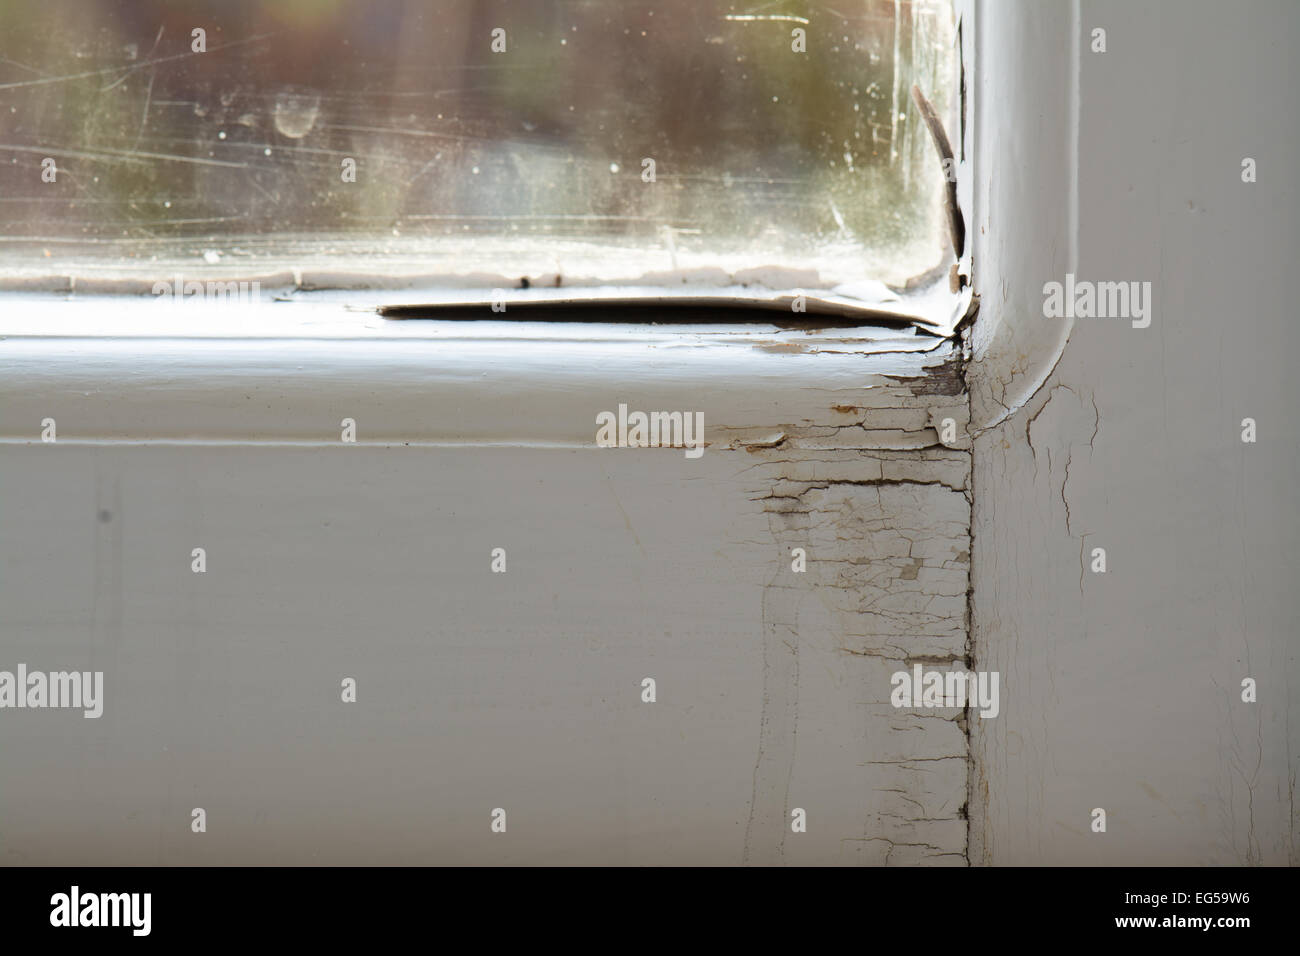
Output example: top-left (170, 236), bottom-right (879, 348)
top-left (1, 0), bottom-right (960, 313)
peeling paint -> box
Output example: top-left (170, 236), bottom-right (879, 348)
top-left (738, 374), bottom-right (973, 864)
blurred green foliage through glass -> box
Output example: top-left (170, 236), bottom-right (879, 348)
top-left (0, 0), bottom-right (957, 286)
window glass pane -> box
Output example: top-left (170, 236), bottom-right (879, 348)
top-left (0, 0), bottom-right (957, 286)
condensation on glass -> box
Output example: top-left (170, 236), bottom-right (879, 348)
top-left (0, 0), bottom-right (958, 288)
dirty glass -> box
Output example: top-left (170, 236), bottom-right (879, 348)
top-left (0, 0), bottom-right (958, 287)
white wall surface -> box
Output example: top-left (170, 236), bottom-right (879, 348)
top-left (969, 0), bottom-right (1299, 864)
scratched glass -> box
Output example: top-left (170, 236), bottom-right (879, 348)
top-left (0, 0), bottom-right (956, 285)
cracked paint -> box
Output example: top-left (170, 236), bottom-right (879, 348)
top-left (736, 364), bottom-right (973, 865)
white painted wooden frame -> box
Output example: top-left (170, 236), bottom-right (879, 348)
top-left (0, 283), bottom-right (975, 865)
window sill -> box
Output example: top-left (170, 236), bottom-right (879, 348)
top-left (0, 292), bottom-right (967, 449)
